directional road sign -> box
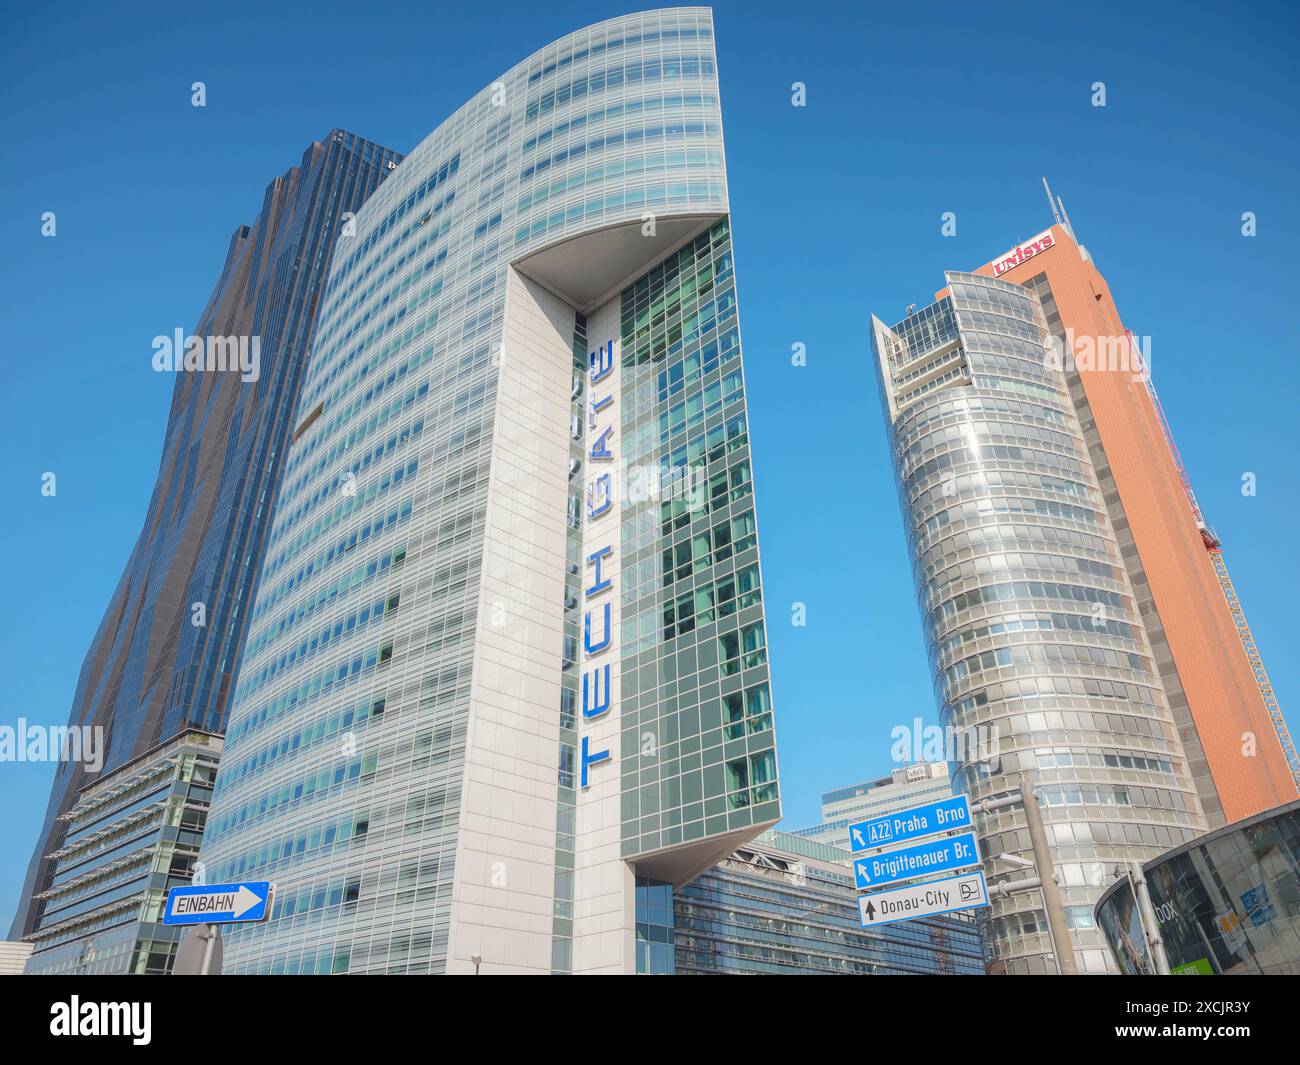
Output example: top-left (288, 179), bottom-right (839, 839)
top-left (849, 795), bottom-right (973, 853)
top-left (163, 881), bottom-right (273, 926)
top-left (853, 830), bottom-right (981, 890)
top-left (857, 871), bottom-right (989, 928)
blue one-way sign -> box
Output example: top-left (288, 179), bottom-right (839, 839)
top-left (164, 881), bottom-right (273, 926)
top-left (849, 795), bottom-right (972, 853)
top-left (853, 831), bottom-right (981, 890)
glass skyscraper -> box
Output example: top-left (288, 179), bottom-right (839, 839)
top-left (972, 221), bottom-right (1297, 824)
top-left (11, 130), bottom-right (402, 943)
top-left (198, 8), bottom-right (780, 975)
top-left (871, 272), bottom-right (1208, 974)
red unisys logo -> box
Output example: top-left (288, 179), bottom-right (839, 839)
top-left (991, 229), bottom-right (1055, 276)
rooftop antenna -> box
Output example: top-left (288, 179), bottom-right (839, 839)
top-left (1056, 191), bottom-right (1087, 259)
top-left (1042, 177), bottom-right (1064, 226)
top-left (1043, 176), bottom-right (1083, 254)
top-left (1056, 194), bottom-right (1075, 237)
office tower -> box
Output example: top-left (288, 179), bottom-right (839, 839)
top-left (674, 830), bottom-right (983, 974)
top-left (872, 271), bottom-right (1210, 974)
top-left (10, 131), bottom-right (403, 942)
top-left (974, 213), bottom-right (1298, 825)
top-left (24, 732), bottom-right (223, 974)
top-left (791, 762), bottom-right (954, 851)
top-left (197, 9), bottom-right (780, 975)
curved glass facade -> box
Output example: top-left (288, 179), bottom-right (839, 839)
top-left (199, 8), bottom-right (778, 975)
top-left (871, 272), bottom-right (1207, 974)
top-left (1096, 799), bottom-right (1300, 974)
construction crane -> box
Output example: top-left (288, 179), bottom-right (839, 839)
top-left (1132, 332), bottom-right (1300, 788)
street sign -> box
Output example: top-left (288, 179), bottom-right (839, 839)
top-left (853, 830), bottom-right (981, 890)
top-left (849, 795), bottom-right (972, 853)
top-left (163, 881), bottom-right (273, 926)
top-left (857, 871), bottom-right (989, 928)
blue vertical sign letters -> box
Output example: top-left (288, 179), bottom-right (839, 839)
top-left (581, 340), bottom-right (617, 788)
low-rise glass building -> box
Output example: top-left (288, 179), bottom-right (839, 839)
top-left (23, 732), bottom-right (223, 975)
top-left (790, 762), bottom-right (953, 852)
top-left (674, 830), bottom-right (984, 974)
top-left (1095, 798), bottom-right (1300, 974)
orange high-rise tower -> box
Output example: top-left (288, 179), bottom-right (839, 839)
top-left (972, 191), bottom-right (1299, 825)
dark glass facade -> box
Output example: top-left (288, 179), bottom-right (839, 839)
top-left (11, 130), bottom-right (402, 941)
top-left (1096, 799), bottom-right (1300, 974)
top-left (635, 877), bottom-right (676, 974)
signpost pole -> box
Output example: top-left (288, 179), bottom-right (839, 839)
top-left (1020, 779), bottom-right (1078, 975)
top-left (1127, 861), bottom-right (1171, 975)
top-left (201, 924), bottom-right (220, 976)
top-left (173, 922), bottom-right (224, 975)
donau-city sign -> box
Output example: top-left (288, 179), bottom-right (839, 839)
top-left (857, 871), bottom-right (990, 928)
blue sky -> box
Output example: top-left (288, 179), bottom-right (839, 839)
top-left (2, 1), bottom-right (1297, 927)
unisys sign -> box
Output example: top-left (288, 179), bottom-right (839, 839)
top-left (991, 228), bottom-right (1055, 276)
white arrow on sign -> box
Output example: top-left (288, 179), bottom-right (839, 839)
top-left (231, 885), bottom-right (262, 917)
top-left (851, 827), bottom-right (866, 848)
